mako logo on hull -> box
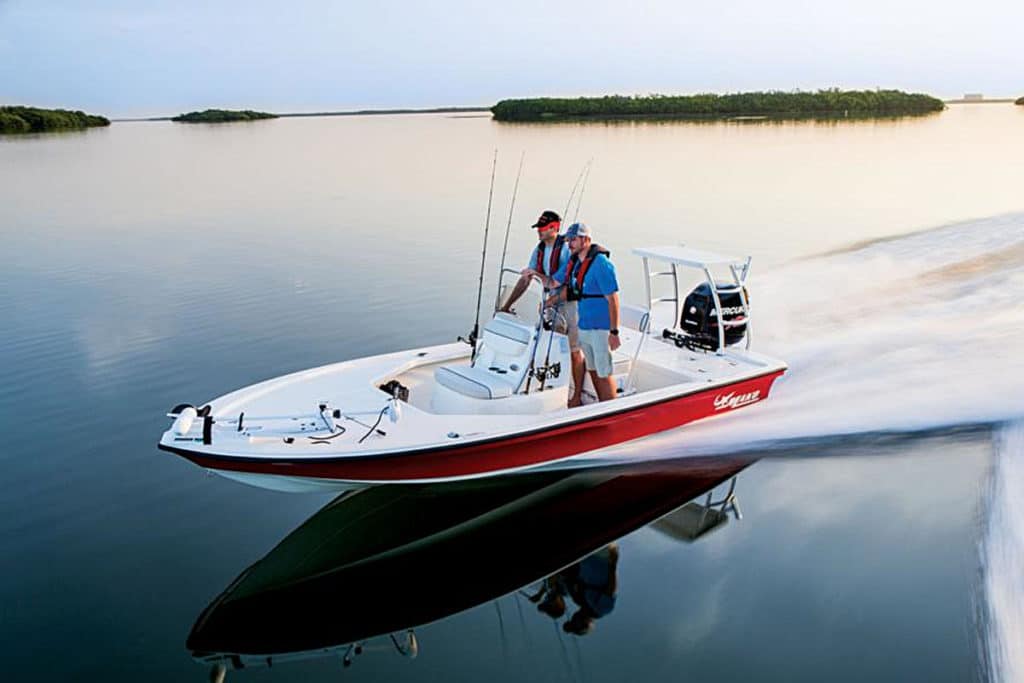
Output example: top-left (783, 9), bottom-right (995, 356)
top-left (713, 390), bottom-right (761, 411)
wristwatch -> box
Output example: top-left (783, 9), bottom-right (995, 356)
top-left (610, 329), bottom-right (619, 336)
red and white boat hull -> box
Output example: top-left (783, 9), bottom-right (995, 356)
top-left (159, 361), bottom-right (783, 492)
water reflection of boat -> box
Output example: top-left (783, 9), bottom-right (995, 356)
top-left (188, 455), bottom-right (754, 674)
top-left (650, 475), bottom-right (742, 542)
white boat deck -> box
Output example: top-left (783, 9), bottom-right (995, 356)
top-left (162, 316), bottom-right (779, 461)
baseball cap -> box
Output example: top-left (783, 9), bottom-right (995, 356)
top-left (565, 222), bottom-right (591, 239)
top-left (532, 210), bottom-right (561, 229)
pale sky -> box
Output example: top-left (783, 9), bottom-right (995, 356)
top-left (1, 0), bottom-right (1021, 117)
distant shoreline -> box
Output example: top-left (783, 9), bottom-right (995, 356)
top-left (172, 109), bottom-right (278, 123)
top-left (1, 106), bottom-right (110, 134)
top-left (56, 94), bottom-right (1024, 126)
top-left (114, 106), bottom-right (491, 123)
top-left (492, 90), bottom-right (945, 122)
top-left (945, 98), bottom-right (1017, 104)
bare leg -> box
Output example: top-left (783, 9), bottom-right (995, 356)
top-left (499, 274), bottom-right (532, 313)
top-left (591, 370), bottom-right (617, 402)
top-left (568, 349), bottom-right (585, 407)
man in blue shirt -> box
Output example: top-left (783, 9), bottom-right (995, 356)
top-left (551, 222), bottom-right (620, 404)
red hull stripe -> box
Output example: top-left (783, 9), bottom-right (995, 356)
top-left (162, 370), bottom-right (783, 482)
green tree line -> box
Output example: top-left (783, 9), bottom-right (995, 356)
top-left (172, 109), bottom-right (278, 123)
top-left (0, 106), bottom-right (110, 134)
top-left (492, 89), bottom-right (945, 122)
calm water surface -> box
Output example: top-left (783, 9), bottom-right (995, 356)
top-left (1, 104), bottom-right (1023, 681)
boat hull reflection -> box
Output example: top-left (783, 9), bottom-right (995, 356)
top-left (188, 455), bottom-right (754, 662)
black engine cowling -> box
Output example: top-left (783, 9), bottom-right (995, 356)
top-left (678, 282), bottom-right (748, 350)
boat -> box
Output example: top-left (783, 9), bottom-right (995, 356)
top-left (158, 245), bottom-right (786, 492)
top-left (187, 456), bottom-right (754, 672)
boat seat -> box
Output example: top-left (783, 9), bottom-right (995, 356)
top-left (481, 316), bottom-right (533, 355)
top-left (435, 365), bottom-right (517, 400)
top-left (433, 315), bottom-right (537, 401)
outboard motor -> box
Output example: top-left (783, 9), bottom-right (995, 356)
top-left (677, 282), bottom-right (748, 350)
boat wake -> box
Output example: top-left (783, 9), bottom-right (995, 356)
top-left (607, 212), bottom-right (1024, 459)
top-left (981, 420), bottom-right (1024, 683)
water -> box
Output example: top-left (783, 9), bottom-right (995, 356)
top-left (1, 103), bottom-right (1022, 681)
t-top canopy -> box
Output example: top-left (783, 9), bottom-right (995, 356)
top-left (632, 245), bottom-right (746, 269)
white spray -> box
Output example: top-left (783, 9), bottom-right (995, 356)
top-left (981, 420), bottom-right (1024, 683)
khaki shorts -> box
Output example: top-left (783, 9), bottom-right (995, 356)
top-left (579, 328), bottom-right (614, 378)
top-left (551, 300), bottom-right (580, 350)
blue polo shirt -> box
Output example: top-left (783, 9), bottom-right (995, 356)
top-left (527, 239), bottom-right (570, 288)
top-left (554, 253), bottom-right (618, 330)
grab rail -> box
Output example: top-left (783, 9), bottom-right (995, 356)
top-left (622, 310), bottom-right (651, 396)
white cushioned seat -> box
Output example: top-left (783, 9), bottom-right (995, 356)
top-left (435, 365), bottom-right (517, 400)
top-left (481, 317), bottom-right (532, 355)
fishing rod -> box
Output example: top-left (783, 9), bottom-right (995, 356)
top-left (571, 159), bottom-right (593, 223)
top-left (537, 305), bottom-right (564, 391)
top-left (463, 149), bottom-right (499, 359)
top-left (562, 161), bottom-right (589, 221)
top-left (494, 151), bottom-right (526, 313)
top-left (520, 295), bottom-right (551, 395)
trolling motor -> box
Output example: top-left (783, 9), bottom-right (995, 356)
top-left (168, 403), bottom-right (214, 444)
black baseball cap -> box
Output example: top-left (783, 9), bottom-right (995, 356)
top-left (531, 210), bottom-right (561, 229)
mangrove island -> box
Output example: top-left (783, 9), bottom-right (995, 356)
top-left (491, 89), bottom-right (945, 122)
top-left (172, 109), bottom-right (279, 123)
top-left (0, 106), bottom-right (110, 134)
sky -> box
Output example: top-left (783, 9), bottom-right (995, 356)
top-left (1, 0), bottom-right (1022, 117)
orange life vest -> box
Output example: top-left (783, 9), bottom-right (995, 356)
top-left (567, 244), bottom-right (611, 301)
top-left (535, 235), bottom-right (566, 277)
